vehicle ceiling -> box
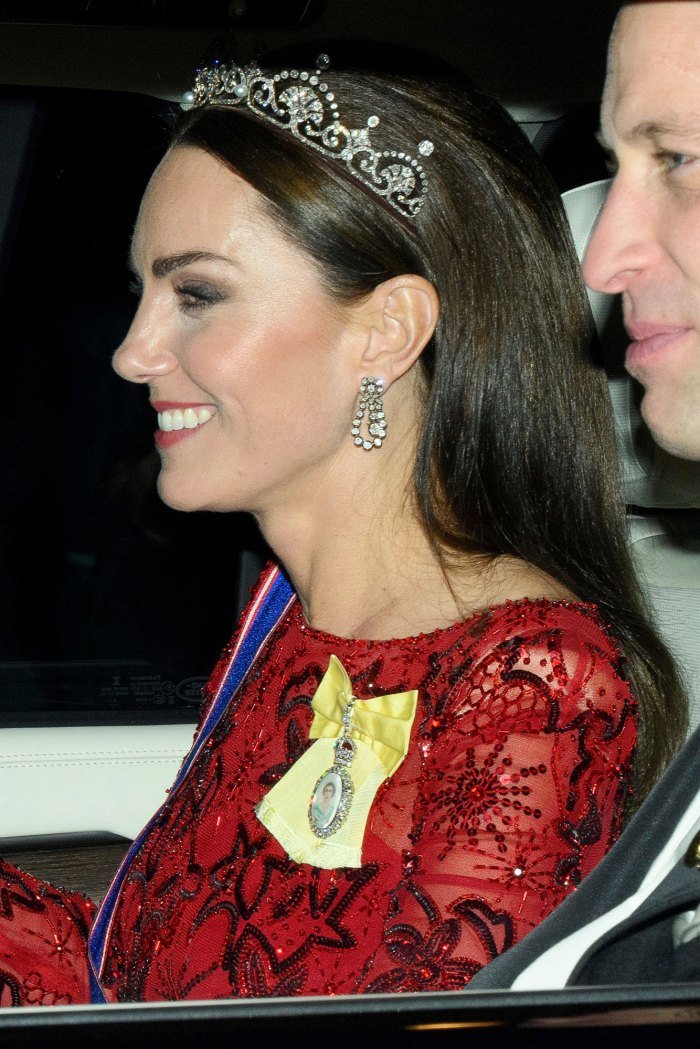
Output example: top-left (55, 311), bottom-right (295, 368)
top-left (0, 0), bottom-right (621, 120)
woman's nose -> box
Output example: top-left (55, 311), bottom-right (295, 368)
top-left (112, 308), bottom-right (177, 384)
top-left (582, 176), bottom-right (661, 295)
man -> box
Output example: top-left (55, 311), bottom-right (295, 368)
top-left (470, 0), bottom-right (700, 989)
top-left (584, 0), bottom-right (700, 462)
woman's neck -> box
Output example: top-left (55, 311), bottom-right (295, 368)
top-left (251, 376), bottom-right (576, 640)
top-left (255, 455), bottom-right (575, 641)
top-left (255, 437), bottom-right (452, 640)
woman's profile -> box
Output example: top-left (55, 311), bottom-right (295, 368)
top-left (0, 49), bottom-right (687, 1005)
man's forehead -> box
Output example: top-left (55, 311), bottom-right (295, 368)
top-left (602, 2), bottom-right (700, 141)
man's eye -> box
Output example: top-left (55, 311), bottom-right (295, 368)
top-left (658, 150), bottom-right (694, 172)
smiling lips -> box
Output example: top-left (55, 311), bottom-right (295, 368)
top-left (158, 406), bottom-right (214, 432)
top-left (151, 402), bottom-right (217, 448)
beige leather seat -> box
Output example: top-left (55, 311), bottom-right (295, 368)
top-left (563, 180), bottom-right (700, 733)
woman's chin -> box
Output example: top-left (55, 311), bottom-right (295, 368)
top-left (156, 475), bottom-right (209, 513)
top-left (156, 473), bottom-right (246, 514)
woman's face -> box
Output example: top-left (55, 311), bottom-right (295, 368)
top-left (113, 146), bottom-right (360, 515)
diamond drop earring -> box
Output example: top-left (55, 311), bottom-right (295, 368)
top-left (351, 377), bottom-right (387, 451)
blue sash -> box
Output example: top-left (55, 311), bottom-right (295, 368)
top-left (87, 564), bottom-right (295, 1003)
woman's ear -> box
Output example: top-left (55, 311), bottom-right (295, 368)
top-left (355, 275), bottom-right (439, 385)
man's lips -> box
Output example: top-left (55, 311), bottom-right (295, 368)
top-left (625, 323), bottom-right (692, 369)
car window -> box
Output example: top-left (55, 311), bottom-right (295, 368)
top-left (0, 86), bottom-right (267, 727)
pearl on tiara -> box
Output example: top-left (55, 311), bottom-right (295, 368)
top-left (180, 56), bottom-right (434, 220)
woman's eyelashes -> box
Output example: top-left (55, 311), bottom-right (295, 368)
top-left (174, 280), bottom-right (227, 314)
top-left (127, 274), bottom-right (227, 314)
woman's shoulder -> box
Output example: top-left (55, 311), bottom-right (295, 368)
top-left (446, 557), bottom-right (623, 663)
top-left (469, 594), bottom-right (628, 674)
top-left (477, 594), bottom-right (621, 650)
top-left (446, 596), bottom-right (633, 726)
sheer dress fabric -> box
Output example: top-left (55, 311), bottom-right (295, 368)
top-left (0, 571), bottom-right (636, 1004)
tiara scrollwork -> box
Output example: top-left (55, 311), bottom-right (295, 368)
top-left (181, 57), bottom-right (434, 220)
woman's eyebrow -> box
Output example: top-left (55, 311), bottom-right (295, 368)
top-left (152, 250), bottom-right (237, 277)
top-left (127, 250), bottom-right (237, 278)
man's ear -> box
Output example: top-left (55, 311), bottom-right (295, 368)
top-left (356, 275), bottom-right (439, 385)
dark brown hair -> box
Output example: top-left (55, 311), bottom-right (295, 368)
top-left (174, 65), bottom-right (687, 806)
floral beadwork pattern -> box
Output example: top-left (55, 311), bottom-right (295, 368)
top-left (0, 861), bottom-right (94, 1006)
top-left (0, 569), bottom-right (636, 1004)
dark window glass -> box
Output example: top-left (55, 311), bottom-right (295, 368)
top-left (0, 87), bottom-right (264, 725)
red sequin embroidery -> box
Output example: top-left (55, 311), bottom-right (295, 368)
top-left (0, 574), bottom-right (636, 1004)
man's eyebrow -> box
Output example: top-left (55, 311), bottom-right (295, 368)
top-left (627, 118), bottom-right (700, 143)
top-left (595, 118), bottom-right (700, 155)
top-left (127, 250), bottom-right (236, 278)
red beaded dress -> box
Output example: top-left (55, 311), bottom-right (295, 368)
top-left (0, 569), bottom-right (636, 1005)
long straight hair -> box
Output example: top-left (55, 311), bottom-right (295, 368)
top-left (174, 66), bottom-right (687, 806)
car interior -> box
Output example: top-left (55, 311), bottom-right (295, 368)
top-left (0, 1), bottom-right (699, 1045)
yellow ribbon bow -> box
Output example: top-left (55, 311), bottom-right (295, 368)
top-left (255, 655), bottom-right (418, 869)
top-left (308, 655), bottom-right (418, 775)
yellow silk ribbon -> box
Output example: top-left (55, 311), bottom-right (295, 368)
top-left (255, 655), bottom-right (418, 869)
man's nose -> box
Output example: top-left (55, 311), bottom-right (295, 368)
top-left (583, 176), bottom-right (661, 295)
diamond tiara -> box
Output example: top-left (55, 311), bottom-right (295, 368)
top-left (180, 55), bottom-right (434, 221)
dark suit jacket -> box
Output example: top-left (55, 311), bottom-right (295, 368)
top-left (469, 725), bottom-right (700, 988)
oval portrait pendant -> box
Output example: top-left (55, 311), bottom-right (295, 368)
top-left (257, 658), bottom-right (418, 868)
top-left (308, 736), bottom-right (356, 838)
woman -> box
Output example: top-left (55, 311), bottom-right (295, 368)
top-left (0, 54), bottom-right (686, 1005)
top-left (310, 778), bottom-right (339, 833)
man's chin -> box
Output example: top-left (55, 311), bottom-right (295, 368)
top-left (640, 393), bottom-right (700, 462)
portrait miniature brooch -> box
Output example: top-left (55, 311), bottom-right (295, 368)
top-left (255, 655), bottom-right (418, 868)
